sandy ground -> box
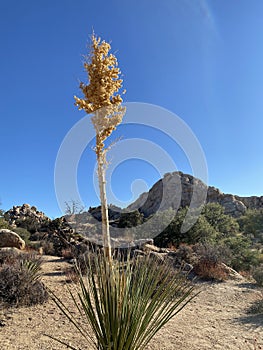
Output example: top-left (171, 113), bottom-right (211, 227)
top-left (0, 255), bottom-right (262, 350)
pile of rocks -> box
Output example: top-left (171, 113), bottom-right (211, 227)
top-left (4, 204), bottom-right (50, 229)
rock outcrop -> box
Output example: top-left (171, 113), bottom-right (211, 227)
top-left (235, 195), bottom-right (263, 211)
top-left (0, 229), bottom-right (25, 249)
top-left (4, 204), bottom-right (50, 231)
top-left (127, 171), bottom-right (261, 218)
top-left (206, 187), bottom-right (247, 217)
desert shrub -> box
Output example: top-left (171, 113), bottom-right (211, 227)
top-left (239, 209), bottom-right (263, 243)
top-left (0, 249), bottom-right (20, 265)
top-left (15, 217), bottom-right (41, 233)
top-left (188, 215), bottom-right (218, 243)
top-left (0, 217), bottom-right (10, 229)
top-left (64, 266), bottom-right (79, 284)
top-left (192, 243), bottom-right (230, 281)
top-left (63, 248), bottom-right (100, 282)
top-left (155, 203), bottom-right (242, 248)
top-left (193, 259), bottom-right (228, 281)
top-left (118, 210), bottom-right (144, 228)
top-left (193, 243), bottom-right (232, 265)
top-left (252, 265), bottom-right (263, 286)
top-left (222, 236), bottom-right (261, 271)
top-left (61, 247), bottom-right (75, 260)
top-left (63, 254), bottom-right (96, 284)
top-left (41, 241), bottom-right (56, 255)
top-left (154, 207), bottom-right (196, 247)
top-left (202, 203), bottom-right (240, 237)
top-left (0, 252), bottom-right (48, 306)
top-left (170, 244), bottom-right (197, 266)
top-left (154, 205), bottom-right (232, 248)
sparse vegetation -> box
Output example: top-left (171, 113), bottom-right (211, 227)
top-left (0, 207), bottom-right (10, 229)
top-left (154, 203), bottom-right (263, 276)
top-left (0, 250), bottom-right (48, 306)
top-left (118, 210), bottom-right (144, 228)
top-left (12, 227), bottom-right (31, 246)
top-left (239, 209), bottom-right (263, 243)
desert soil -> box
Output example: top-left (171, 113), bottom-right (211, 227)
top-left (0, 255), bottom-right (262, 350)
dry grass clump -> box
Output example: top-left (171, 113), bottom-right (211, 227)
top-left (191, 243), bottom-right (229, 281)
top-left (0, 250), bottom-right (48, 306)
top-left (193, 258), bottom-right (228, 281)
top-left (61, 247), bottom-right (75, 260)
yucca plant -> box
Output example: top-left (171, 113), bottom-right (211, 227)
top-left (20, 255), bottom-right (43, 282)
top-left (48, 33), bottom-right (196, 349)
top-left (48, 253), bottom-right (196, 349)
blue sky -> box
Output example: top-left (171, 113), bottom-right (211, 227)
top-left (0, 0), bottom-right (263, 218)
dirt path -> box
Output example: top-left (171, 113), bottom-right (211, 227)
top-left (0, 255), bottom-right (262, 350)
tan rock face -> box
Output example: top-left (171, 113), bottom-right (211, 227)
top-left (128, 171), bottom-right (263, 218)
top-left (0, 229), bottom-right (25, 249)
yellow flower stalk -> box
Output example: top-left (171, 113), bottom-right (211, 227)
top-left (74, 34), bottom-right (126, 260)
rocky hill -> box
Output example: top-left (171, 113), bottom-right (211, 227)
top-left (2, 172), bottom-right (263, 235)
top-left (127, 171), bottom-right (263, 218)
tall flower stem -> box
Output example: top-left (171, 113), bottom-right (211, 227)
top-left (74, 34), bottom-right (125, 260)
top-left (96, 141), bottom-right (111, 261)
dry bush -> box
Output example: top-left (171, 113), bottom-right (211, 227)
top-left (64, 266), bottom-right (79, 284)
top-left (173, 244), bottom-right (197, 265)
top-left (62, 250), bottom-right (99, 283)
top-left (61, 247), bottom-right (75, 260)
top-left (0, 249), bottom-right (20, 265)
top-left (41, 241), bottom-right (56, 255)
top-left (193, 258), bottom-right (228, 281)
top-left (0, 250), bottom-right (48, 306)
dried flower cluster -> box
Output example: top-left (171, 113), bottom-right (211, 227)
top-left (74, 34), bottom-right (126, 156)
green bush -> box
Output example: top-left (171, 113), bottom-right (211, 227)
top-left (13, 227), bottom-right (31, 245)
top-left (222, 236), bottom-right (261, 271)
top-left (118, 210), bottom-right (144, 228)
top-left (0, 217), bottom-right (10, 229)
top-left (154, 206), bottom-right (220, 247)
top-left (202, 203), bottom-right (240, 237)
top-left (15, 217), bottom-right (41, 233)
top-left (239, 209), bottom-right (263, 243)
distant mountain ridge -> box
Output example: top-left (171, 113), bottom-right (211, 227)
top-left (127, 171), bottom-right (263, 218)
